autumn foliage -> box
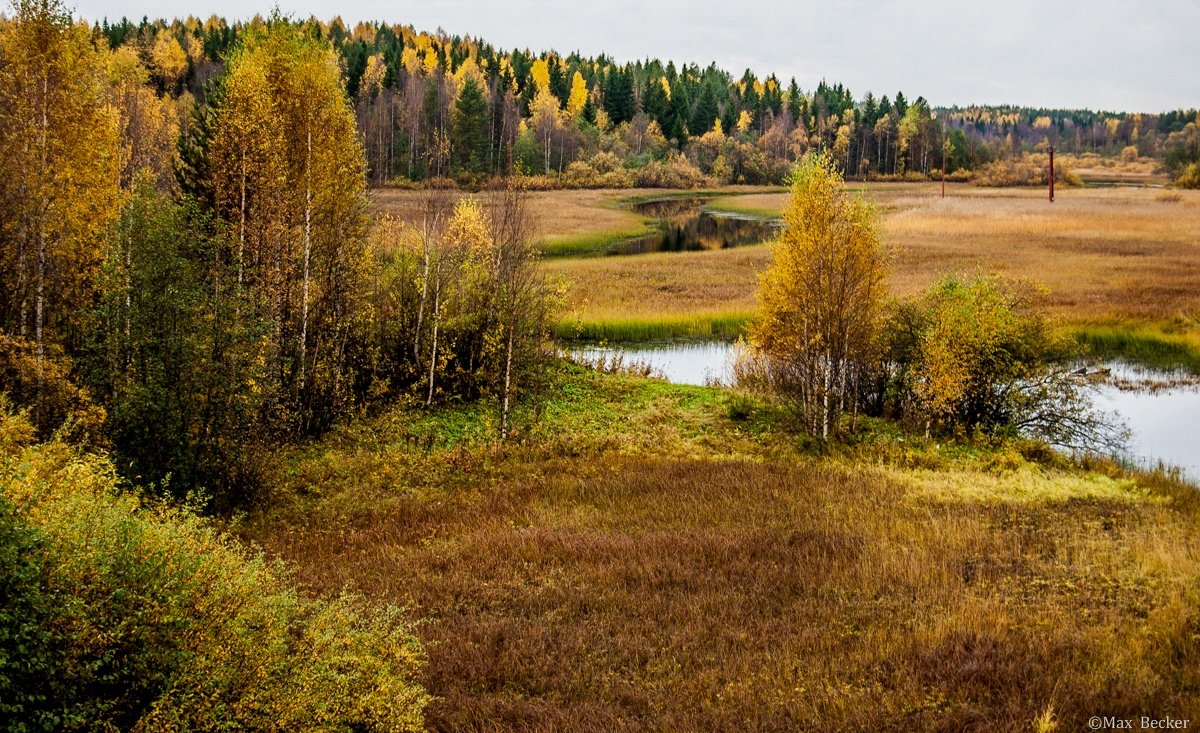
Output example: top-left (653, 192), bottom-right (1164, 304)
top-left (747, 152), bottom-right (888, 438)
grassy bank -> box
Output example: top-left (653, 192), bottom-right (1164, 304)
top-left (1072, 320), bottom-right (1200, 373)
top-left (554, 310), bottom-right (751, 341)
top-left (241, 364), bottom-right (1200, 731)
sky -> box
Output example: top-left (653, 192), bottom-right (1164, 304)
top-left (73, 0), bottom-right (1199, 113)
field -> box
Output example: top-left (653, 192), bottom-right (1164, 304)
top-left (546, 184), bottom-right (1200, 352)
top-left (302, 182), bottom-right (1200, 729)
top-left (243, 365), bottom-right (1200, 731)
top-left (373, 184), bottom-right (1200, 354)
top-left (371, 186), bottom-right (777, 256)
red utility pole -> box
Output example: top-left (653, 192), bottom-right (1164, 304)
top-left (1048, 146), bottom-right (1055, 203)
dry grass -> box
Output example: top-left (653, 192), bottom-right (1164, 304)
top-left (548, 184), bottom-right (1200, 329)
top-left (371, 186), bottom-right (778, 255)
top-left (544, 245), bottom-right (767, 322)
top-left (243, 370), bottom-right (1200, 731)
top-left (1069, 152), bottom-right (1169, 184)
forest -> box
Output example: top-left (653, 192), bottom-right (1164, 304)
top-left (92, 12), bottom-right (1200, 188)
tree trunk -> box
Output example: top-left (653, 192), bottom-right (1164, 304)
top-left (500, 327), bottom-right (514, 440)
top-left (35, 226), bottom-right (45, 381)
top-left (414, 239), bottom-right (430, 362)
top-left (300, 126), bottom-right (312, 391)
top-left (238, 151), bottom-right (246, 284)
top-left (426, 278), bottom-right (441, 407)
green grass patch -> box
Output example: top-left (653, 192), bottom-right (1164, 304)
top-left (705, 198), bottom-right (784, 219)
top-left (538, 227), bottom-right (656, 257)
top-left (1071, 320), bottom-right (1200, 373)
top-left (554, 311), bottom-right (752, 342)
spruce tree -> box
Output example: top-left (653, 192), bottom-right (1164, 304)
top-left (603, 67), bottom-right (634, 125)
top-left (452, 75), bottom-right (489, 173)
top-left (691, 82), bottom-right (718, 135)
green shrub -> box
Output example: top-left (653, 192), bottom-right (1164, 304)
top-left (0, 410), bottom-right (428, 731)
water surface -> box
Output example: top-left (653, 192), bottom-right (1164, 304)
top-left (614, 197), bottom-right (780, 255)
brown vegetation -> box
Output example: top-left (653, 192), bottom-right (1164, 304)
top-left (243, 370), bottom-right (1200, 731)
top-left (543, 184), bottom-right (1200, 327)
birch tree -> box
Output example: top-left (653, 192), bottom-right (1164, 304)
top-left (0, 0), bottom-right (120, 374)
top-left (747, 152), bottom-right (888, 440)
top-left (207, 17), bottom-right (369, 432)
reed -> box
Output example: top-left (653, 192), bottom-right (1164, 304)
top-left (554, 311), bottom-right (752, 342)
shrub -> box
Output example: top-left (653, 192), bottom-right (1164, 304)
top-left (884, 275), bottom-right (1124, 451)
top-left (588, 151), bottom-right (624, 174)
top-left (632, 154), bottom-right (710, 188)
top-left (561, 161), bottom-right (600, 188)
top-left (0, 410), bottom-right (429, 731)
top-left (971, 154), bottom-right (1081, 188)
top-left (0, 331), bottom-right (105, 446)
top-left (560, 159), bottom-right (635, 189)
top-left (1177, 163), bottom-right (1200, 189)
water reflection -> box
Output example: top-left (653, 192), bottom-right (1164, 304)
top-left (576, 341), bottom-right (1199, 481)
top-left (1092, 364), bottom-right (1200, 480)
top-left (615, 198), bottom-right (780, 255)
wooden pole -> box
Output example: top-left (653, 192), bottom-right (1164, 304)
top-left (1048, 145), bottom-right (1055, 203)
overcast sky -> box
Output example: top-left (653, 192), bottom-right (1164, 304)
top-left (73, 0), bottom-right (1198, 113)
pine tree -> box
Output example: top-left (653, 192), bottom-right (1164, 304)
top-left (641, 75), bottom-right (669, 133)
top-left (603, 66), bottom-right (634, 125)
top-left (691, 82), bottom-right (718, 135)
top-left (667, 79), bottom-right (690, 145)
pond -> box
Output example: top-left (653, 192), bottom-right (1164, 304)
top-left (613, 197), bottom-right (780, 255)
top-left (573, 341), bottom-right (1200, 482)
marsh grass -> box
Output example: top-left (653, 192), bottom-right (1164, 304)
top-left (1074, 321), bottom-right (1200, 373)
top-left (544, 186), bottom-right (1200, 367)
top-left (243, 366), bottom-right (1200, 731)
top-left (555, 311), bottom-right (751, 341)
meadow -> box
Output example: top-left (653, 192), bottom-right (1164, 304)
top-left (375, 183), bottom-right (1200, 356)
top-left (241, 363), bottom-right (1200, 731)
top-left (104, 179), bottom-right (1197, 730)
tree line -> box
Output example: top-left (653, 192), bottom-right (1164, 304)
top-left (0, 1), bottom-right (557, 509)
top-left (89, 13), bottom-right (958, 185)
top-left (92, 14), bottom-right (1200, 188)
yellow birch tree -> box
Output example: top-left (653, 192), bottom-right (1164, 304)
top-left (0, 0), bottom-right (120, 373)
top-left (748, 152), bottom-right (888, 439)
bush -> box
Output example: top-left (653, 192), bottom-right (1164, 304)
top-left (884, 275), bottom-right (1124, 451)
top-left (1177, 163), bottom-right (1200, 189)
top-left (560, 158), bottom-right (636, 189)
top-left (632, 154), bottom-right (710, 188)
top-left (971, 154), bottom-right (1081, 188)
top-left (0, 331), bottom-right (105, 446)
top-left (0, 410), bottom-right (429, 731)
